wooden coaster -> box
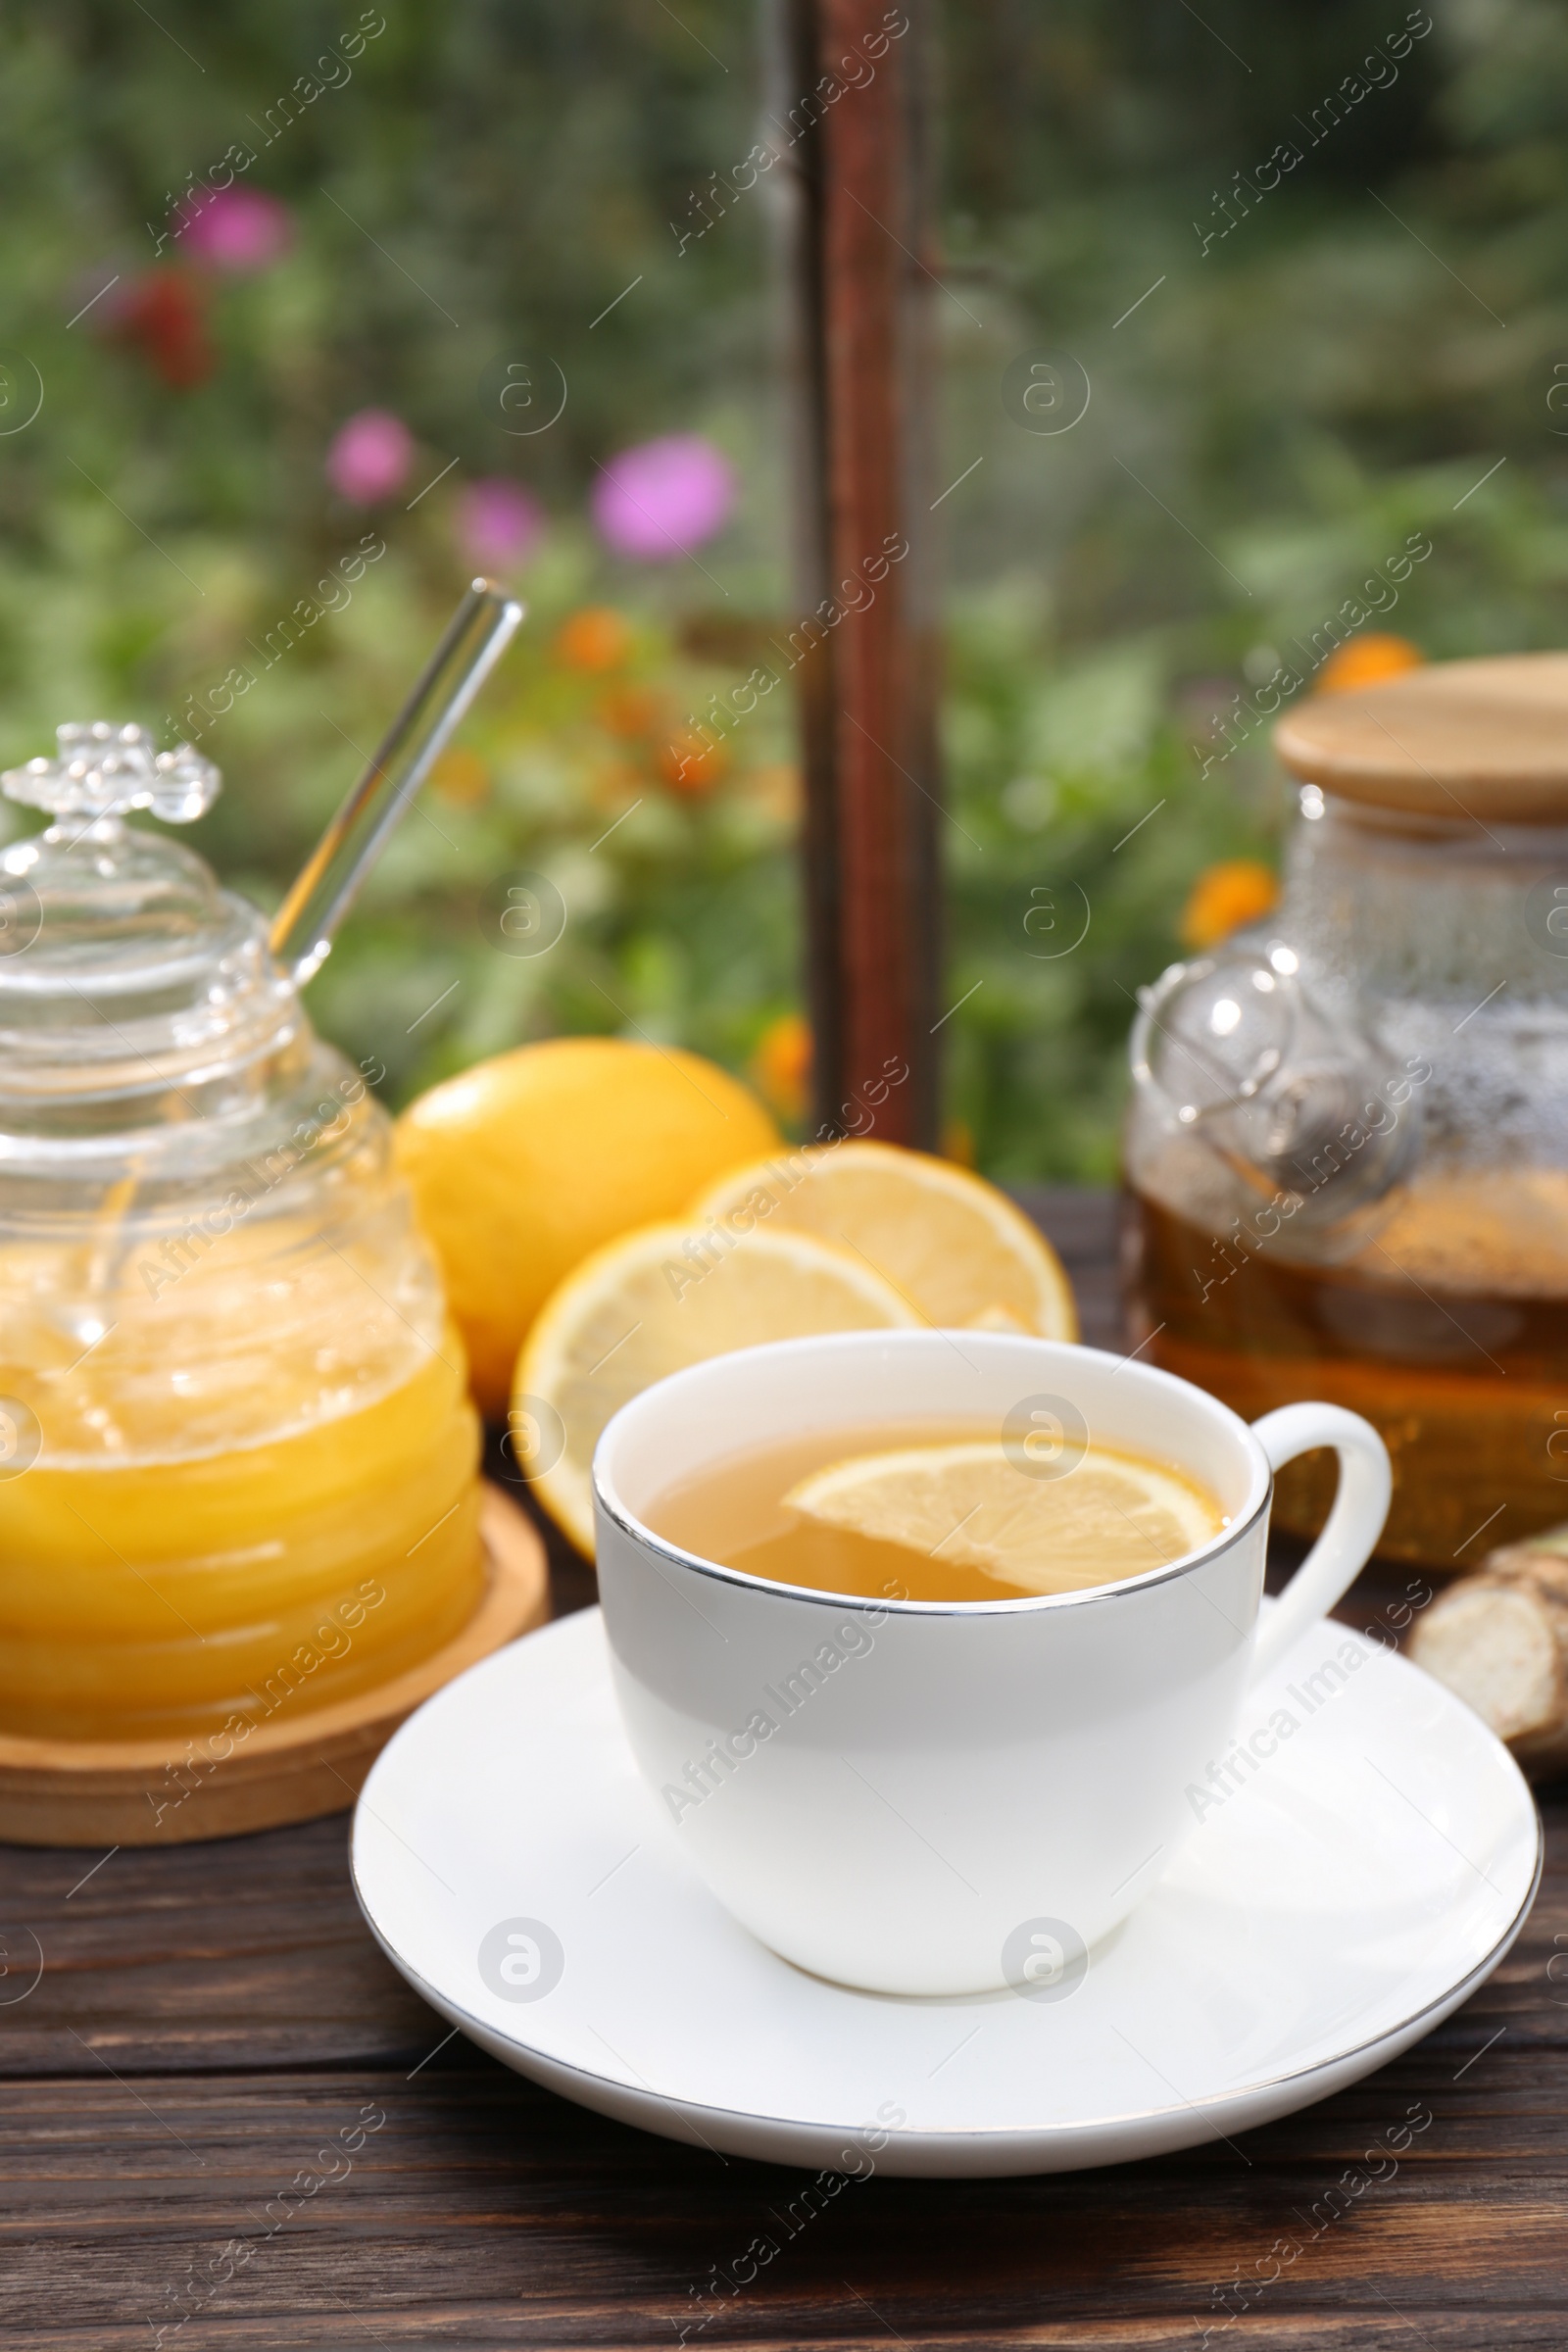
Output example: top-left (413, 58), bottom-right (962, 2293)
top-left (0, 1482), bottom-right (551, 1849)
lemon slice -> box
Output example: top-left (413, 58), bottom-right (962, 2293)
top-left (690, 1141), bottom-right (1078, 1339)
top-left (783, 1443), bottom-right (1221, 1595)
top-left (516, 1223), bottom-right (918, 1555)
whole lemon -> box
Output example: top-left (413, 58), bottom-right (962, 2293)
top-left (394, 1038), bottom-right (780, 1416)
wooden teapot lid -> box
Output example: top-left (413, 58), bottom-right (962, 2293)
top-left (1273, 653), bottom-right (1568, 823)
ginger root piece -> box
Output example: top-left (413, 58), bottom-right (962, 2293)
top-left (1409, 1529), bottom-right (1568, 1778)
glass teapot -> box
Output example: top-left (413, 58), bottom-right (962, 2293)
top-left (0, 725), bottom-right (482, 1742)
top-left (1124, 654), bottom-right (1568, 1565)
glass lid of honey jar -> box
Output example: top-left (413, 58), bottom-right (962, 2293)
top-left (0, 724), bottom-right (483, 1744)
top-left (1124, 654), bottom-right (1568, 1566)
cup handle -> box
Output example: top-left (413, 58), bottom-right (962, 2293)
top-left (1247, 1403), bottom-right (1392, 1682)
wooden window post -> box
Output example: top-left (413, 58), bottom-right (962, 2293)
top-left (773, 0), bottom-right (942, 1148)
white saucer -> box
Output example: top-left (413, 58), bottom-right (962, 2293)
top-left (352, 1605), bottom-right (1541, 2178)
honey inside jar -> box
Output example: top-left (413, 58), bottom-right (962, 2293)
top-left (0, 1167), bottom-right (484, 1744)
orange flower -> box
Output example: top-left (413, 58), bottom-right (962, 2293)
top-left (1180, 858), bottom-right (1280, 952)
top-left (1314, 632), bottom-right (1423, 696)
top-left (659, 728), bottom-right (729, 796)
top-left (751, 1012), bottom-right (811, 1125)
top-left (554, 606), bottom-right (633, 672)
top-left (428, 747), bottom-right (490, 808)
top-left (597, 683), bottom-right (670, 739)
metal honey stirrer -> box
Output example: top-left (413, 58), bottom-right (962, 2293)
top-left (269, 577), bottom-right (524, 984)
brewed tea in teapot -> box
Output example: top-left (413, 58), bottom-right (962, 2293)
top-left (1125, 655), bottom-right (1568, 1564)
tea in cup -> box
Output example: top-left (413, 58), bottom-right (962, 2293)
top-left (594, 1331), bottom-right (1390, 1996)
top-left (648, 1415), bottom-right (1225, 1604)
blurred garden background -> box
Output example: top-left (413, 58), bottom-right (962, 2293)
top-left (0, 0), bottom-right (1561, 1176)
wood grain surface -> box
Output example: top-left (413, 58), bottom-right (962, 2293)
top-left (3, 1191), bottom-right (1565, 2350)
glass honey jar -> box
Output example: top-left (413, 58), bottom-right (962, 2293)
top-left (0, 725), bottom-right (483, 1741)
top-left (1124, 655), bottom-right (1568, 1565)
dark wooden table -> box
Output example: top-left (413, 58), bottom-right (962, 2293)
top-left (5, 1192), bottom-right (1565, 2350)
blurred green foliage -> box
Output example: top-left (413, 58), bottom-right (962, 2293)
top-left (0, 0), bottom-right (1564, 1176)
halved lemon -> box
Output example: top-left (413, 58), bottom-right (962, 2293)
top-left (516, 1223), bottom-right (918, 1555)
top-left (689, 1140), bottom-right (1078, 1339)
top-left (784, 1443), bottom-right (1220, 1595)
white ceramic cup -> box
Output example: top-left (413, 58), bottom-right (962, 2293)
top-left (594, 1331), bottom-right (1391, 1997)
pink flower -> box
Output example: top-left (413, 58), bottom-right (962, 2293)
top-left (326, 410), bottom-right (414, 504)
top-left (590, 434), bottom-right (735, 562)
top-left (181, 187), bottom-right (293, 274)
top-left (457, 478), bottom-right (545, 570)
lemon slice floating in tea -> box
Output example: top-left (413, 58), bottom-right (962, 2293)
top-left (516, 1224), bottom-right (917, 1555)
top-left (690, 1141), bottom-right (1078, 1339)
top-left (784, 1443), bottom-right (1222, 1595)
